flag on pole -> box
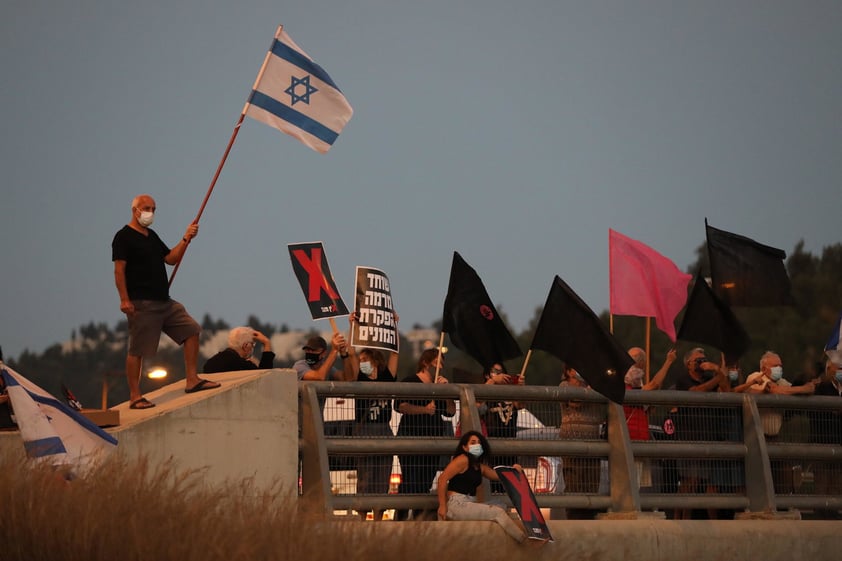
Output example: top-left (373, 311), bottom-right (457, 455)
top-left (0, 364), bottom-right (117, 473)
top-left (442, 252), bottom-right (522, 368)
top-left (609, 229), bottom-right (691, 341)
top-left (824, 311), bottom-right (842, 365)
top-left (244, 25), bottom-right (353, 153)
top-left (531, 276), bottom-right (632, 404)
top-left (677, 274), bottom-right (751, 364)
top-left (705, 220), bottom-right (794, 307)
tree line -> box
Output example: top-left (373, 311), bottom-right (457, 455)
top-left (5, 240), bottom-right (841, 409)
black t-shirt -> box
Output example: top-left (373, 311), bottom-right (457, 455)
top-left (203, 348), bottom-right (276, 374)
top-left (354, 366), bottom-right (395, 424)
top-left (395, 374), bottom-right (454, 437)
top-left (674, 369), bottom-right (720, 441)
top-left (448, 461), bottom-right (482, 496)
top-left (111, 225), bottom-right (170, 301)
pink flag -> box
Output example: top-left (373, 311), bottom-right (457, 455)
top-left (609, 229), bottom-right (692, 341)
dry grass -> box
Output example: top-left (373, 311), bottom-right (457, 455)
top-left (0, 454), bottom-right (470, 561)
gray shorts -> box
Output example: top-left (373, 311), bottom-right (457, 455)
top-left (127, 299), bottom-right (200, 357)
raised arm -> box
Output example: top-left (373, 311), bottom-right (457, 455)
top-left (643, 348), bottom-right (677, 391)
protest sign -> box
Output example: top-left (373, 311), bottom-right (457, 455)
top-left (351, 266), bottom-right (398, 352)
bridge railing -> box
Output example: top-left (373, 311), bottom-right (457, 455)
top-left (298, 381), bottom-right (842, 519)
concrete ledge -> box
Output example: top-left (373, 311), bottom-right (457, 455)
top-left (338, 519), bottom-right (842, 560)
top-left (109, 368), bottom-right (298, 492)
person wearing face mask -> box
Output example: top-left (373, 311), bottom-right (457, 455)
top-left (203, 327), bottom-right (275, 373)
top-left (745, 351), bottom-right (818, 397)
top-left (623, 348), bottom-right (677, 495)
top-left (394, 348), bottom-right (456, 520)
top-left (672, 347), bottom-right (728, 519)
top-left (811, 358), bottom-right (842, 518)
top-left (112, 194), bottom-right (220, 410)
top-left (745, 351), bottom-right (817, 494)
top-left (436, 431), bottom-right (531, 544)
top-left (292, 332), bottom-right (352, 381)
top-left (343, 311), bottom-right (400, 506)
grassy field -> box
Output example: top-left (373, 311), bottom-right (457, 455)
top-left (0, 453), bottom-right (470, 561)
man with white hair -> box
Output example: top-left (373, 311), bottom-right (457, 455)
top-left (745, 351), bottom-right (818, 396)
top-left (203, 327), bottom-right (276, 373)
top-left (624, 347), bottom-right (677, 391)
top-left (745, 351), bottom-right (817, 494)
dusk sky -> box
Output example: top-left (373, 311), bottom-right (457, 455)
top-left (1, 1), bottom-right (840, 360)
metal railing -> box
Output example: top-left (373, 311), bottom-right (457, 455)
top-left (298, 381), bottom-right (842, 519)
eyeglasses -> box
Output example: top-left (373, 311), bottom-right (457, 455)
top-left (491, 367), bottom-right (504, 374)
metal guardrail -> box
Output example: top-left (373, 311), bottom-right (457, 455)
top-left (298, 381), bottom-right (842, 519)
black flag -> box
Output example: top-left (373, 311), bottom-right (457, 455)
top-left (442, 252), bottom-right (521, 368)
top-left (531, 276), bottom-right (631, 404)
top-left (706, 221), bottom-right (794, 307)
top-left (677, 274), bottom-right (751, 364)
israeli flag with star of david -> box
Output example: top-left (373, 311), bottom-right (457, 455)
top-left (244, 26), bottom-right (353, 154)
top-left (1, 364), bottom-right (117, 473)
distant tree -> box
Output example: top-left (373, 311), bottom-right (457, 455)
top-left (201, 314), bottom-right (230, 332)
top-left (246, 315), bottom-right (276, 337)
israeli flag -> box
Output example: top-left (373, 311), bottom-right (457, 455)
top-left (1, 364), bottom-right (117, 473)
top-left (825, 312), bottom-right (842, 365)
top-left (244, 25), bottom-right (353, 154)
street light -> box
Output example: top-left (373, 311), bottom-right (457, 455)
top-left (147, 367), bottom-right (168, 380)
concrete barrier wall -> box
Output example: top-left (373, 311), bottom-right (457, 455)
top-left (112, 369), bottom-right (299, 491)
top-left (0, 369), bottom-right (299, 492)
top-left (343, 519), bottom-right (842, 560)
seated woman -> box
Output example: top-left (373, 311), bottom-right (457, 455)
top-left (436, 430), bottom-right (529, 544)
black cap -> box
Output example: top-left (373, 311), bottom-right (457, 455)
top-left (302, 336), bottom-right (327, 352)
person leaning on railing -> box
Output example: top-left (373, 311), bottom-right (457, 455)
top-left (745, 351), bottom-right (818, 495)
top-left (558, 367), bottom-right (604, 520)
top-left (672, 347), bottom-right (728, 520)
top-left (481, 362), bottom-right (521, 494)
top-left (344, 311), bottom-right (399, 501)
top-left (810, 357), bottom-right (842, 518)
top-left (623, 347), bottom-right (677, 492)
top-left (394, 348), bottom-right (456, 520)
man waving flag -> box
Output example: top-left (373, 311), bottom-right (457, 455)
top-left (244, 25), bottom-right (353, 153)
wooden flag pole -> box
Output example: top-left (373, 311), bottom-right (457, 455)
top-left (645, 317), bottom-right (651, 383)
top-left (518, 349), bottom-right (533, 380)
top-left (434, 331), bottom-right (445, 383)
top-left (168, 31), bottom-right (278, 288)
top-left (168, 114), bottom-right (246, 288)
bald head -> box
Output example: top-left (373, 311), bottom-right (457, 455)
top-left (132, 194), bottom-right (155, 210)
top-left (628, 347), bottom-right (646, 368)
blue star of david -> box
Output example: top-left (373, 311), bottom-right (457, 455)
top-left (285, 75), bottom-right (319, 106)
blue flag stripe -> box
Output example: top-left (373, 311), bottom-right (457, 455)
top-left (24, 436), bottom-right (67, 458)
top-left (270, 39), bottom-right (341, 92)
top-left (249, 91), bottom-right (339, 146)
top-left (3, 368), bottom-right (118, 446)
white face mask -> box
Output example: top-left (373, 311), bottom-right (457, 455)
top-left (834, 370), bottom-right (842, 383)
top-left (138, 210), bottom-right (154, 227)
top-left (769, 366), bottom-right (783, 381)
top-left (728, 370), bottom-right (739, 383)
top-left (468, 443), bottom-right (483, 457)
top-left (359, 361), bottom-right (373, 375)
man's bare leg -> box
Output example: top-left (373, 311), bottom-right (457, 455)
top-left (126, 354), bottom-right (143, 403)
